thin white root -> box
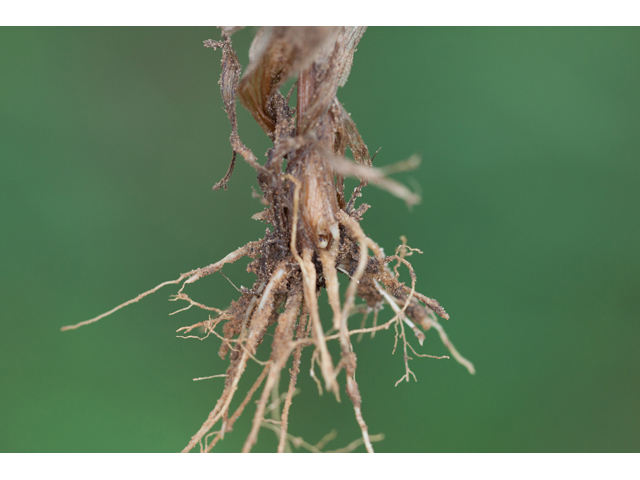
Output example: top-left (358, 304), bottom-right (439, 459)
top-left (328, 433), bottom-right (385, 453)
top-left (310, 349), bottom-right (324, 395)
top-left (374, 281), bottom-right (416, 334)
top-left (423, 316), bottom-right (476, 375)
top-left (262, 421), bottom-right (384, 453)
top-left (336, 210), bottom-right (369, 330)
top-left (62, 242), bottom-right (256, 332)
top-left (401, 315), bottom-right (426, 346)
top-left (350, 397), bottom-right (374, 453)
top-left (376, 281), bottom-right (458, 385)
top-left (261, 422), bottom-right (323, 453)
top-left (314, 430), bottom-right (338, 450)
top-left (61, 276), bottom-right (188, 331)
top-left (192, 374), bottom-right (227, 382)
top-left (394, 317), bottom-right (417, 386)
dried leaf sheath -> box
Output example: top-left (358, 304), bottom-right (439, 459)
top-left (63, 27), bottom-right (473, 453)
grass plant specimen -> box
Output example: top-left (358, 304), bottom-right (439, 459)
top-left (63, 26), bottom-right (474, 453)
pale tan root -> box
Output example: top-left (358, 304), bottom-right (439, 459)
top-left (379, 155), bottom-right (421, 176)
top-left (375, 282), bottom-right (426, 385)
top-left (314, 430), bottom-right (338, 450)
top-left (177, 313), bottom-right (269, 365)
top-left (181, 241), bottom-right (259, 289)
top-left (263, 389), bottom-right (300, 417)
top-left (420, 314), bottom-right (476, 375)
top-left (355, 307), bottom-right (370, 343)
top-left (406, 342), bottom-right (448, 360)
top-left (205, 362), bottom-right (271, 452)
top-left (261, 422), bottom-right (323, 453)
top-left (402, 287), bottom-right (450, 320)
top-left (328, 433), bottom-right (385, 453)
top-left (62, 242), bottom-right (256, 332)
top-left (347, 381), bottom-right (373, 452)
top-left (242, 293), bottom-right (302, 453)
top-left (325, 152), bottom-right (421, 207)
top-left (262, 421), bottom-right (385, 453)
top-left (267, 378), bottom-right (283, 447)
top-left (320, 249), bottom-right (342, 333)
top-left (169, 292), bottom-right (224, 316)
top-left (212, 150), bottom-right (236, 191)
top-left (336, 210), bottom-right (369, 330)
top-left (288, 313), bottom-right (405, 349)
top-left (383, 254), bottom-right (424, 345)
top-left (182, 264), bottom-right (288, 453)
top-left (311, 257), bottom-right (418, 352)
top-left (370, 307), bottom-right (380, 339)
top-left (205, 327), bottom-right (269, 366)
top-left (329, 211), bottom-right (374, 452)
top-left (377, 282), bottom-right (472, 380)
top-left (243, 368), bottom-right (282, 453)
top-left (379, 281), bottom-right (420, 342)
top-left (285, 174), bottom-right (337, 395)
top-left (395, 315), bottom-right (417, 386)
top-left (193, 374), bottom-right (227, 382)
top-left (309, 348), bottom-right (324, 395)
top-left (61, 277), bottom-right (188, 331)
top-left (278, 312), bottom-right (309, 453)
top-left (320, 250), bottom-right (352, 390)
top-left (176, 315), bottom-right (222, 335)
top-left (301, 250), bottom-right (338, 396)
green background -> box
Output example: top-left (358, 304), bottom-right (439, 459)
top-left (1, 27), bottom-right (639, 452)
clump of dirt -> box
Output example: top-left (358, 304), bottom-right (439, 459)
top-left (63, 26), bottom-right (474, 453)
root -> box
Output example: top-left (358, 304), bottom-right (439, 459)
top-left (212, 150), bottom-right (236, 191)
top-left (204, 363), bottom-right (270, 452)
top-left (376, 280), bottom-right (469, 380)
top-left (180, 242), bottom-right (259, 290)
top-left (300, 250), bottom-right (338, 396)
top-left (61, 276), bottom-right (188, 331)
top-left (62, 242), bottom-right (257, 332)
top-left (182, 263), bottom-right (288, 453)
top-left (329, 211), bottom-right (375, 451)
top-left (420, 314), bottom-right (476, 375)
top-left (169, 292), bottom-right (224, 315)
top-left (326, 152), bottom-right (421, 207)
top-left (347, 377), bottom-right (373, 453)
top-left (287, 174), bottom-right (338, 396)
top-left (336, 210), bottom-right (370, 328)
top-left (278, 312), bottom-right (308, 453)
top-left (242, 292), bottom-right (302, 453)
top-left (395, 315), bottom-right (417, 386)
top-left (327, 432), bottom-right (385, 453)
top-left (261, 421), bottom-right (385, 453)
top-left (192, 374), bottom-right (227, 382)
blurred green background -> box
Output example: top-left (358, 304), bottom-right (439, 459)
top-left (1, 27), bottom-right (639, 452)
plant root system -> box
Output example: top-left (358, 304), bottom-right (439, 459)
top-left (63, 26), bottom-right (474, 453)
